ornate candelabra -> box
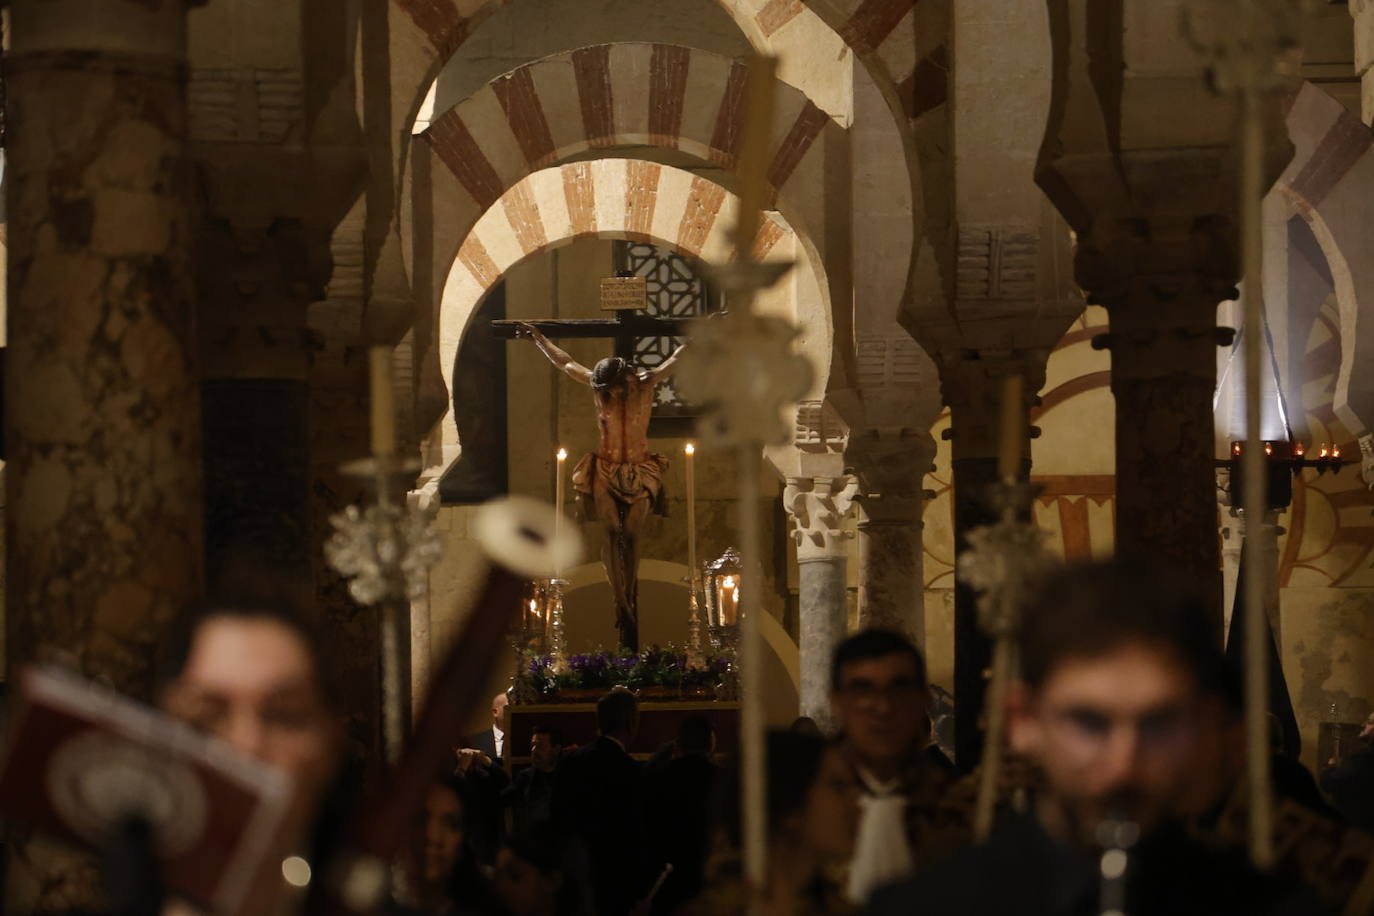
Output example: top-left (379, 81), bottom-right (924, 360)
top-left (540, 577), bottom-right (570, 670)
top-left (684, 580), bottom-right (707, 669)
top-left (702, 547), bottom-right (743, 700)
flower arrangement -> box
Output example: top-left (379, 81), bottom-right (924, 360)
top-left (524, 646), bottom-right (730, 700)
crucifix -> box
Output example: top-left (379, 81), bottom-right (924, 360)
top-left (491, 273), bottom-right (695, 653)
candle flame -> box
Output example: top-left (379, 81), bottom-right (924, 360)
top-left (1232, 442), bottom-right (1242, 456)
top-left (1333, 445), bottom-right (1342, 458)
top-left (1295, 442), bottom-right (1306, 457)
top-left (722, 575), bottom-right (735, 589)
top-left (685, 443), bottom-right (695, 455)
top-left (1264, 442), bottom-right (1273, 456)
top-left (557, 448), bottom-right (567, 461)
top-left (1320, 444), bottom-right (1329, 458)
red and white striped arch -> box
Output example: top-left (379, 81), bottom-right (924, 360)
top-left (418, 42), bottom-right (840, 288)
top-left (1277, 83), bottom-right (1374, 441)
top-left (390, 2), bottom-right (947, 288)
top-left (392, 0), bottom-right (942, 124)
top-left (432, 158), bottom-right (818, 466)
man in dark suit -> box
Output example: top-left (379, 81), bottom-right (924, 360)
top-left (504, 723), bottom-right (565, 833)
top-left (462, 691), bottom-right (509, 762)
top-left (456, 691), bottom-right (510, 865)
top-left (552, 688), bottom-right (651, 916)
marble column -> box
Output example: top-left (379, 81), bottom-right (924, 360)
top-left (6, 0), bottom-right (200, 908)
top-left (941, 353), bottom-right (1040, 771)
top-left (1035, 0), bottom-right (1293, 645)
top-left (1086, 255), bottom-right (1234, 630)
top-left (856, 510), bottom-right (923, 636)
top-left (785, 475), bottom-right (858, 729)
top-left (848, 428), bottom-right (936, 644)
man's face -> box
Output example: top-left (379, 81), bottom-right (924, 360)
top-left (161, 617), bottom-right (339, 795)
top-left (531, 733), bottom-right (560, 772)
top-left (1011, 642), bottom-right (1216, 841)
top-left (830, 653), bottom-right (928, 768)
top-left (492, 693), bottom-right (509, 732)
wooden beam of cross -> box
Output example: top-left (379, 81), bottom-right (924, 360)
top-left (490, 274), bottom-right (695, 361)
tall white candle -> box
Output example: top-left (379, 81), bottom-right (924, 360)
top-left (685, 443), bottom-right (697, 590)
top-left (369, 347), bottom-right (396, 459)
top-left (555, 448), bottom-right (567, 576)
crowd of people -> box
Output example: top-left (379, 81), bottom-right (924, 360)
top-left (138, 559), bottom-right (1374, 915)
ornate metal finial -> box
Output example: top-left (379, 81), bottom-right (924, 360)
top-left (325, 502), bottom-right (443, 606)
top-left (1183, 0), bottom-right (1307, 94)
top-left (956, 491), bottom-right (1053, 640)
top-left (676, 303), bottom-right (815, 449)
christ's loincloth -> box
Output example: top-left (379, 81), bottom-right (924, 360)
top-left (572, 453), bottom-right (670, 516)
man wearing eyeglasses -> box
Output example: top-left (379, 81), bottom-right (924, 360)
top-left (866, 560), bottom-right (1330, 915)
top-left (831, 629), bottom-right (969, 905)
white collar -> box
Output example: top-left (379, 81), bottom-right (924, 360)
top-left (493, 724), bottom-right (505, 739)
top-left (855, 765), bottom-right (903, 797)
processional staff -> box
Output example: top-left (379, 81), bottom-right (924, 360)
top-left (675, 56), bottom-right (815, 896)
top-left (325, 347), bottom-right (443, 762)
top-left (957, 374), bottom-right (1051, 841)
top-left (315, 497), bottom-right (581, 915)
top-left (1184, 0), bottom-right (1306, 870)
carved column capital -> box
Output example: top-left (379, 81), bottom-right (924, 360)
top-left (847, 426), bottom-right (935, 525)
top-left (784, 475), bottom-right (859, 562)
top-left (938, 349), bottom-right (1048, 460)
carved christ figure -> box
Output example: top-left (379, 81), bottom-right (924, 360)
top-left (517, 323), bottom-right (688, 651)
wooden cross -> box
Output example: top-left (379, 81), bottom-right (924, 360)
top-left (490, 273), bottom-right (695, 359)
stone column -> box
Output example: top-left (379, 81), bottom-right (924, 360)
top-left (784, 475), bottom-right (858, 729)
top-left (1036, 0), bottom-right (1293, 644)
top-left (940, 352), bottom-right (1042, 771)
top-left (1354, 0), bottom-right (1374, 125)
top-left (848, 428), bottom-right (936, 644)
top-left (6, 0), bottom-right (200, 908)
top-left (197, 222), bottom-right (322, 593)
top-left (1081, 245), bottom-right (1235, 627)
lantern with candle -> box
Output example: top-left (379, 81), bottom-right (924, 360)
top-left (703, 547), bottom-right (743, 699)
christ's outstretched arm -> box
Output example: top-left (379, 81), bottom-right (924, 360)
top-left (646, 338), bottom-right (688, 385)
top-left (518, 323), bottom-right (593, 385)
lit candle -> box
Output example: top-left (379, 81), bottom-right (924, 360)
top-left (685, 444), bottom-right (698, 591)
top-left (997, 374), bottom-right (1025, 481)
top-left (369, 347), bottom-right (396, 459)
top-left (555, 448), bottom-right (567, 576)
top-left (720, 575), bottom-right (738, 626)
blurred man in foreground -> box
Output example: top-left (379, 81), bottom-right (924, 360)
top-left (868, 560), bottom-right (1331, 915)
